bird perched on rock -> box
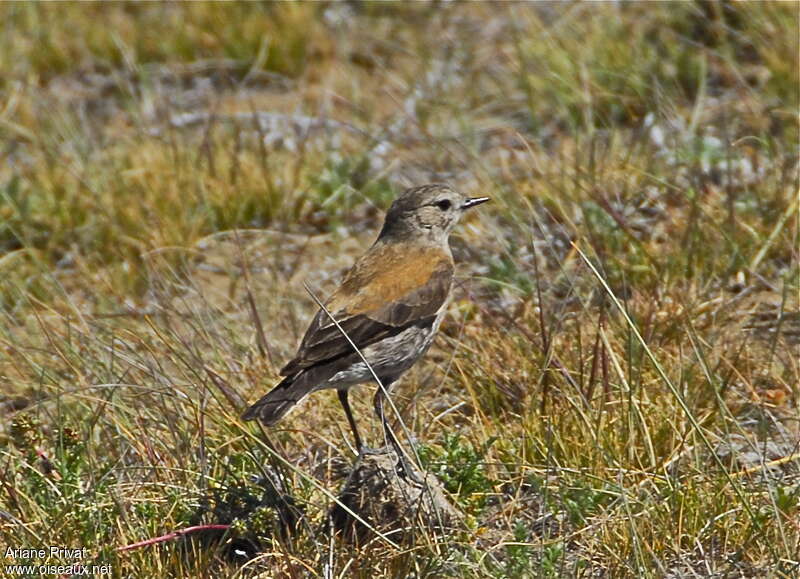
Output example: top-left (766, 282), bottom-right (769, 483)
top-left (243, 184), bottom-right (489, 462)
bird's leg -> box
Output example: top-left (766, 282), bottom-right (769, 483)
top-left (372, 387), bottom-right (422, 483)
top-left (337, 389), bottom-right (364, 453)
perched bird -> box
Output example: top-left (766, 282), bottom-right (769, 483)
top-left (242, 184), bottom-right (489, 457)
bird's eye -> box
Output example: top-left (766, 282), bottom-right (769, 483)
top-left (434, 199), bottom-right (452, 210)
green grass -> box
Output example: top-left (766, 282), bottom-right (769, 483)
top-left (1, 2), bottom-right (798, 577)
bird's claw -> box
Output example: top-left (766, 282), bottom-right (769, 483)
top-left (357, 445), bottom-right (385, 456)
top-left (395, 455), bottom-right (424, 484)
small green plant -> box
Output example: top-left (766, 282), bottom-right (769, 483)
top-left (559, 481), bottom-right (612, 526)
top-left (505, 520), bottom-right (534, 578)
top-left (311, 155), bottom-right (395, 220)
top-left (419, 434), bottom-right (496, 511)
top-left (487, 252), bottom-right (534, 296)
top-left (773, 485), bottom-right (799, 519)
top-left (7, 416), bottom-right (120, 550)
top-left (540, 542), bottom-right (565, 578)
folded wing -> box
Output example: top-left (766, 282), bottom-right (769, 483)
top-left (281, 245), bottom-right (454, 376)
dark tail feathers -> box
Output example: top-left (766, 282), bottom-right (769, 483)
top-left (242, 376), bottom-right (314, 426)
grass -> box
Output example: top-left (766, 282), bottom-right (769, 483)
top-left (1, 1), bottom-right (798, 577)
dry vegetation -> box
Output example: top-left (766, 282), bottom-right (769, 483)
top-left (1, 2), bottom-right (798, 577)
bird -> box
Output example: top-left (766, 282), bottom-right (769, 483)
top-left (242, 184), bottom-right (489, 461)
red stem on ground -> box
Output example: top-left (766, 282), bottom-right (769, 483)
top-left (117, 524), bottom-right (231, 552)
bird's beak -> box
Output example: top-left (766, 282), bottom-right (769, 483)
top-left (462, 197), bottom-right (490, 209)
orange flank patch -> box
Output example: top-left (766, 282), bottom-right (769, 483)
top-left (326, 242), bottom-right (454, 315)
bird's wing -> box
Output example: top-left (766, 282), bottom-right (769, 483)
top-left (280, 244), bottom-right (454, 376)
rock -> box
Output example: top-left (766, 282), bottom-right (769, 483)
top-left (330, 447), bottom-right (462, 544)
top-left (714, 434), bottom-right (800, 480)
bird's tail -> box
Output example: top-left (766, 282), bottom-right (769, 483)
top-left (241, 376), bottom-right (314, 426)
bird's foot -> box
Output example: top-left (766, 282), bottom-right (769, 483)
top-left (355, 445), bottom-right (424, 484)
top-left (357, 445), bottom-right (387, 457)
top-left (394, 454), bottom-right (424, 485)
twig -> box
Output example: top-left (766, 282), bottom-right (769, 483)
top-left (117, 524), bottom-right (231, 553)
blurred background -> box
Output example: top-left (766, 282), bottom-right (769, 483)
top-left (1, 2), bottom-right (798, 576)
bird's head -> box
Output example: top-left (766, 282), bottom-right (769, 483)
top-left (378, 184), bottom-right (489, 243)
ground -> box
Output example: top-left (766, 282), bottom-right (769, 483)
top-left (0, 2), bottom-right (798, 577)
